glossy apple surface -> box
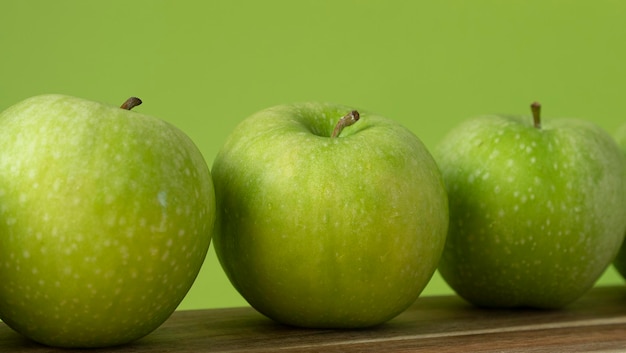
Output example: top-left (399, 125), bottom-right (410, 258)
top-left (212, 103), bottom-right (448, 328)
top-left (0, 94), bottom-right (215, 347)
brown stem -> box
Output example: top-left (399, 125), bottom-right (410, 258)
top-left (331, 110), bottom-right (360, 138)
top-left (120, 97), bottom-right (143, 110)
top-left (530, 101), bottom-right (541, 129)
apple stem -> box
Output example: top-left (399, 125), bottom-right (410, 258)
top-left (331, 110), bottom-right (360, 138)
top-left (530, 101), bottom-right (541, 129)
top-left (120, 97), bottom-right (143, 110)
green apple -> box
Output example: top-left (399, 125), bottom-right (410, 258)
top-left (611, 124), bottom-right (626, 279)
top-left (435, 102), bottom-right (626, 308)
top-left (212, 103), bottom-right (448, 328)
top-left (0, 94), bottom-right (215, 348)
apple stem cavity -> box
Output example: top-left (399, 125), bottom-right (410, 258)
top-left (331, 110), bottom-right (360, 138)
top-left (120, 97), bottom-right (143, 111)
top-left (531, 101), bottom-right (542, 129)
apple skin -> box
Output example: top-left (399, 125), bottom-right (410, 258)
top-left (211, 102), bottom-right (448, 328)
top-left (435, 113), bottom-right (626, 308)
top-left (0, 94), bottom-right (215, 347)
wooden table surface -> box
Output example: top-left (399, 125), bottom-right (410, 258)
top-left (2, 286), bottom-right (626, 352)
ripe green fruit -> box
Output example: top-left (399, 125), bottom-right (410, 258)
top-left (212, 103), bottom-right (448, 328)
top-left (435, 102), bottom-right (626, 308)
top-left (0, 94), bottom-right (215, 348)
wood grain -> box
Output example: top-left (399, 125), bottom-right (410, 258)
top-left (2, 286), bottom-right (626, 352)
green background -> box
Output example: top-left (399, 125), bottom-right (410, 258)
top-left (1, 0), bottom-right (625, 310)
